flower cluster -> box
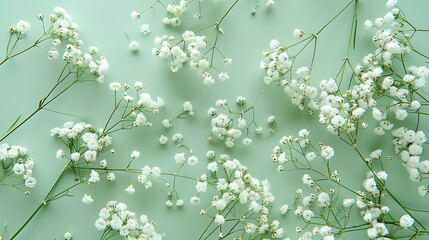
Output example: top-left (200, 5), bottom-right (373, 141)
top-left (260, 39), bottom-right (293, 85)
top-left (196, 153), bottom-right (283, 239)
top-left (163, 0), bottom-right (188, 27)
top-left (152, 30), bottom-right (231, 85)
top-left (108, 81), bottom-right (164, 129)
top-left (392, 127), bottom-right (428, 185)
top-left (262, 0), bottom-right (428, 152)
top-left (3, 0), bottom-right (429, 239)
top-left (272, 129), bottom-right (423, 239)
top-left (356, 1), bottom-right (429, 193)
top-left (0, 143), bottom-right (36, 189)
top-left (95, 201), bottom-right (164, 239)
top-left (271, 129), bottom-right (335, 172)
top-left (161, 101), bottom-right (194, 130)
top-left (208, 96), bottom-right (261, 148)
top-left (285, 67), bottom-right (318, 111)
top-left (136, 165), bottom-right (162, 190)
top-left (47, 7), bottom-right (109, 83)
top-left (11, 20), bottom-right (31, 34)
top-left (51, 121), bottom-right (112, 163)
top-left (152, 32), bottom-right (205, 73)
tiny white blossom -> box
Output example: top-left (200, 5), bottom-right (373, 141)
top-left (131, 11), bottom-right (141, 19)
top-left (158, 135), bottom-right (168, 144)
top-left (293, 29), bottom-right (304, 38)
top-left (280, 204), bottom-right (289, 215)
top-left (129, 41), bottom-right (140, 52)
top-left (125, 184), bottom-right (136, 194)
top-left (63, 232), bottom-right (72, 240)
top-left (399, 214), bottom-right (414, 229)
top-left (190, 196), bottom-right (201, 205)
top-left (109, 82), bottom-right (121, 92)
top-left (386, 0), bottom-right (397, 8)
top-left (320, 145), bottom-right (334, 159)
top-left (141, 24), bottom-right (151, 35)
top-left (131, 150), bottom-right (140, 159)
top-left (56, 149), bottom-right (65, 159)
top-left (214, 214), bottom-right (225, 225)
top-left (82, 194), bottom-right (94, 204)
top-left (16, 20), bottom-right (31, 33)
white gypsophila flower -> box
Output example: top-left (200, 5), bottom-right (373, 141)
top-left (265, 0), bottom-right (275, 6)
top-left (162, 119), bottom-right (172, 128)
top-left (269, 39), bottom-right (280, 49)
top-left (206, 150), bottom-right (215, 159)
top-left (95, 201), bottom-right (163, 238)
top-left (172, 133), bottom-right (183, 143)
top-left (343, 198), bottom-right (355, 207)
top-left (174, 152), bottom-right (186, 164)
top-left (82, 194), bottom-right (94, 204)
top-left (190, 196), bottom-right (201, 205)
top-left (141, 24), bottom-right (151, 35)
top-left (302, 210), bottom-right (314, 221)
top-left (183, 101), bottom-right (193, 114)
top-left (109, 82), bottom-right (121, 92)
top-left (293, 29), bottom-right (304, 38)
top-left (187, 155), bottom-right (198, 166)
top-left (158, 135), bottom-right (168, 144)
top-left (99, 159), bottom-right (107, 168)
top-left (376, 171), bottom-right (388, 180)
top-left (417, 185), bottom-right (427, 196)
top-left (207, 162), bottom-right (218, 172)
top-left (218, 72), bottom-right (229, 81)
top-left (298, 129), bottom-right (310, 138)
top-left (129, 41), bottom-right (140, 52)
top-left (130, 150), bottom-right (140, 159)
top-left (386, 0), bottom-right (397, 8)
top-left (70, 152), bottom-right (80, 161)
top-left (214, 214), bottom-right (225, 225)
top-left (63, 232), bottom-right (72, 240)
top-left (364, 19), bottom-right (373, 30)
top-left (88, 170), bottom-right (100, 185)
top-left (56, 149), bottom-right (65, 159)
top-left (24, 176), bottom-right (37, 188)
top-left (319, 226), bottom-right (331, 236)
top-left (89, 46), bottom-right (98, 54)
top-left (16, 20), bottom-right (31, 33)
top-left (165, 200), bottom-right (173, 207)
top-left (125, 184), bottom-right (136, 194)
top-left (134, 81), bottom-right (143, 90)
top-left (175, 199), bottom-right (184, 207)
top-left (48, 48), bottom-right (59, 59)
top-left (280, 204), bottom-right (289, 215)
top-left (242, 137), bottom-right (252, 145)
top-left (107, 172), bottom-right (116, 181)
top-left (400, 214), bottom-right (414, 228)
top-left (196, 181), bottom-right (207, 193)
top-left (223, 57), bottom-right (232, 66)
top-left (52, 39), bottom-right (61, 46)
top-left (320, 145), bottom-right (334, 159)
top-left (363, 178), bottom-right (378, 194)
top-left (131, 10), bottom-right (141, 19)
top-left (370, 149), bottom-right (382, 159)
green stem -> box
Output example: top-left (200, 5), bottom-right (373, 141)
top-left (207, 0), bottom-right (239, 39)
top-left (316, 0), bottom-right (355, 36)
top-left (352, 146), bottom-right (426, 230)
top-left (0, 64), bottom-right (74, 142)
top-left (0, 35), bottom-right (51, 66)
top-left (10, 163), bottom-right (71, 240)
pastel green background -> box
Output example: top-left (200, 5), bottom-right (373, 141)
top-left (1, 0), bottom-right (428, 239)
